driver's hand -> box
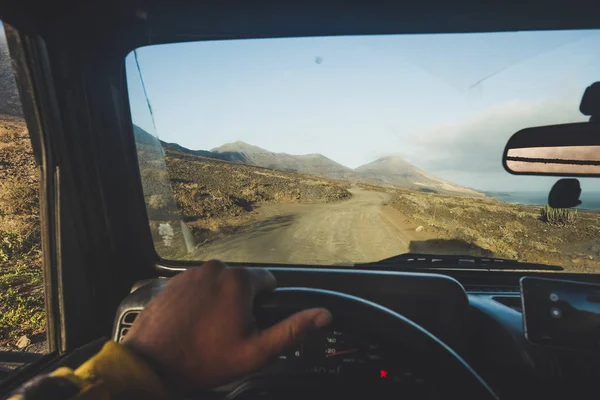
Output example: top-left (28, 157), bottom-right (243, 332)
top-left (122, 260), bottom-right (331, 393)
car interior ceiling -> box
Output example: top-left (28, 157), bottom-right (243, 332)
top-left (2, 0), bottom-right (600, 399)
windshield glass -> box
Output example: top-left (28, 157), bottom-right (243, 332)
top-left (126, 30), bottom-right (600, 272)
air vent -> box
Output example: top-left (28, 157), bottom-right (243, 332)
top-left (117, 310), bottom-right (140, 343)
top-left (465, 286), bottom-right (520, 294)
top-left (491, 295), bottom-right (522, 312)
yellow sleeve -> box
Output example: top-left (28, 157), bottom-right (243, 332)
top-left (8, 341), bottom-right (171, 400)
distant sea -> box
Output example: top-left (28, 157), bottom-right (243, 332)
top-left (486, 191), bottom-right (600, 210)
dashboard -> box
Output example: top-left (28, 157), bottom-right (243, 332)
top-left (262, 323), bottom-right (426, 389)
top-left (273, 325), bottom-right (388, 375)
top-left (116, 308), bottom-right (430, 397)
top-left (112, 267), bottom-right (600, 400)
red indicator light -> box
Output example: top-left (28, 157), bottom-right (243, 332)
top-left (380, 369), bottom-right (388, 379)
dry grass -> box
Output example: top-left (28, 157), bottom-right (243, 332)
top-left (0, 177), bottom-right (38, 216)
top-left (0, 118), bottom-right (44, 347)
top-left (388, 188), bottom-right (600, 272)
top-left (0, 119), bottom-right (27, 143)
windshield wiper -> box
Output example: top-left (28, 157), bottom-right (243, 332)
top-left (356, 253), bottom-right (564, 271)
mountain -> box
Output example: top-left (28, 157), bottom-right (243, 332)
top-left (133, 126), bottom-right (237, 162)
top-left (211, 141), bottom-right (268, 154)
top-left (355, 156), bottom-right (482, 196)
top-left (210, 141), bottom-right (355, 179)
top-left (134, 129), bottom-right (352, 179)
top-left (132, 125), bottom-right (481, 196)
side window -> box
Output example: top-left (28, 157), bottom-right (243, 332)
top-left (0, 22), bottom-right (47, 377)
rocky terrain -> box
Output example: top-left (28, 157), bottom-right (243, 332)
top-left (385, 186), bottom-right (600, 272)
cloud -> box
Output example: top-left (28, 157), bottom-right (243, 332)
top-left (405, 95), bottom-right (586, 176)
top-left (398, 93), bottom-right (592, 191)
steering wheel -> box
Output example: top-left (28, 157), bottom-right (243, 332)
top-left (222, 287), bottom-right (498, 400)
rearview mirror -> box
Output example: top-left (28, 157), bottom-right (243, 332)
top-left (503, 123), bottom-right (600, 176)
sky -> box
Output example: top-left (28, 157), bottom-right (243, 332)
top-left (125, 30), bottom-right (600, 192)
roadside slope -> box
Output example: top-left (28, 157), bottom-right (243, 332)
top-left (389, 188), bottom-right (600, 272)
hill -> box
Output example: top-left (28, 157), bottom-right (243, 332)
top-left (210, 141), bottom-right (355, 179)
top-left (157, 137), bottom-right (355, 179)
top-left (385, 185), bottom-right (600, 272)
top-left (355, 156), bottom-right (482, 196)
top-left (136, 127), bottom-right (481, 195)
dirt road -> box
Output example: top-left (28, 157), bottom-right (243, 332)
top-left (193, 187), bottom-right (431, 265)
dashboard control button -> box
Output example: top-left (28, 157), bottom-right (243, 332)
top-left (550, 307), bottom-right (562, 319)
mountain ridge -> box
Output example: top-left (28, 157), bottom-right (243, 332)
top-left (133, 126), bottom-right (482, 196)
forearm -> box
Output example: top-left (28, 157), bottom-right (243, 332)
top-left (8, 341), bottom-right (170, 400)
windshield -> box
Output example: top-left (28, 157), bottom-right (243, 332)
top-left (126, 31), bottom-right (600, 273)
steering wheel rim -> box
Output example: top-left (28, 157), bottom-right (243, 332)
top-left (252, 287), bottom-right (498, 400)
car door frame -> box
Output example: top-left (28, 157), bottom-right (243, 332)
top-left (0, 13), bottom-right (158, 393)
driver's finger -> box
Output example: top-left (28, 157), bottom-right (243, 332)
top-left (244, 308), bottom-right (332, 367)
top-left (244, 267), bottom-right (277, 297)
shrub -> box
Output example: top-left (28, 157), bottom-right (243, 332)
top-left (540, 205), bottom-right (576, 225)
top-left (0, 287), bottom-right (45, 340)
top-left (0, 177), bottom-right (38, 216)
top-left (0, 230), bottom-right (25, 262)
top-left (147, 194), bottom-right (169, 210)
top-left (0, 215), bottom-right (39, 244)
top-left (0, 261), bottom-right (42, 290)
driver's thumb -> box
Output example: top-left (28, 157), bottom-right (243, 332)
top-left (247, 308), bottom-right (331, 365)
